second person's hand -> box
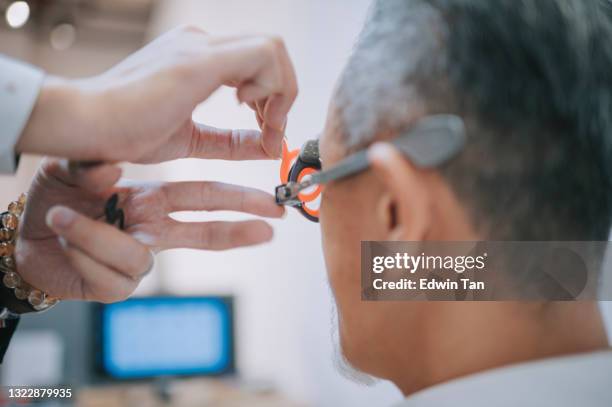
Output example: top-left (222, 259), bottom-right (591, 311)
top-left (17, 25), bottom-right (298, 163)
top-left (16, 158), bottom-right (284, 302)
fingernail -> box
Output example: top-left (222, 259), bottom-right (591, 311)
top-left (57, 236), bottom-right (68, 249)
top-left (131, 231), bottom-right (157, 246)
top-left (368, 142), bottom-right (391, 161)
top-left (266, 115), bottom-right (281, 131)
top-left (262, 225), bottom-right (274, 242)
top-left (277, 116), bottom-right (288, 132)
top-left (46, 206), bottom-right (75, 230)
top-left (263, 124), bottom-right (283, 159)
top-left (271, 116), bottom-right (287, 133)
top-left (264, 96), bottom-right (284, 130)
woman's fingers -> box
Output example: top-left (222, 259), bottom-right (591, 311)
top-left (246, 97), bottom-right (288, 159)
top-left (46, 205), bottom-right (153, 279)
top-left (161, 219), bottom-right (273, 251)
top-left (207, 35), bottom-right (298, 158)
top-left (213, 35), bottom-right (298, 123)
top-left (161, 181), bottom-right (285, 218)
top-left (258, 38), bottom-right (297, 130)
top-left (257, 39), bottom-right (296, 158)
top-left (59, 243), bottom-right (138, 303)
top-left (261, 128), bottom-right (283, 158)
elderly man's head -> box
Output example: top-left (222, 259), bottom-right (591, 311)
top-left (319, 0), bottom-right (612, 392)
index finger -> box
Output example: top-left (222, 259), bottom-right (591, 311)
top-left (262, 47), bottom-right (298, 131)
top-left (160, 181), bottom-right (285, 218)
top-left (260, 43), bottom-right (297, 157)
top-left (209, 35), bottom-right (298, 156)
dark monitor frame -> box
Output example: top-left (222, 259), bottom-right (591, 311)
top-left (92, 295), bottom-right (235, 382)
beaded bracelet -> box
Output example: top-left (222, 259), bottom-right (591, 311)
top-left (0, 194), bottom-right (59, 313)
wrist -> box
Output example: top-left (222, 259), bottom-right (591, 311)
top-left (16, 76), bottom-right (95, 158)
top-left (0, 194), bottom-right (59, 314)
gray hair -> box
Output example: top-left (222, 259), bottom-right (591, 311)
top-left (334, 0), bottom-right (612, 240)
top-left (335, 0), bottom-right (445, 149)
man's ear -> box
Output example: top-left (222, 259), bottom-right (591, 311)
top-left (368, 142), bottom-right (431, 240)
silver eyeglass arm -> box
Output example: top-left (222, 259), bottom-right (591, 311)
top-left (275, 114), bottom-right (466, 205)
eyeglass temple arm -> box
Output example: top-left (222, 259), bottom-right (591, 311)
top-left (314, 114), bottom-right (465, 184)
top-left (276, 114), bottom-right (466, 203)
top-left (310, 150), bottom-right (368, 185)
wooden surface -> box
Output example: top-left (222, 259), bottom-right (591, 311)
top-left (76, 378), bottom-right (303, 407)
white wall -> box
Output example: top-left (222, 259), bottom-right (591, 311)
top-left (137, 1), bottom-right (402, 406)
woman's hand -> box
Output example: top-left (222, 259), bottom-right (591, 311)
top-left (15, 159), bottom-right (284, 303)
top-left (17, 25), bottom-right (298, 162)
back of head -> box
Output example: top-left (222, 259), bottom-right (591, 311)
top-left (336, 0), bottom-right (612, 240)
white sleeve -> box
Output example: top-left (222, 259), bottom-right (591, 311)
top-left (0, 54), bottom-right (45, 173)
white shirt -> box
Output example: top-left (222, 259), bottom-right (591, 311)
top-left (396, 350), bottom-right (612, 407)
top-left (0, 54), bottom-right (44, 173)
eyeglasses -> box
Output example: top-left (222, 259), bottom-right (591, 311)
top-left (275, 114), bottom-right (467, 223)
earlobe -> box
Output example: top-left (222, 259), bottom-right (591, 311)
top-left (368, 142), bottom-right (431, 241)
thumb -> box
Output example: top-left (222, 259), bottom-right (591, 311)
top-left (186, 122), bottom-right (272, 160)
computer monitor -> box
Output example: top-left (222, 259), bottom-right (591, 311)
top-left (96, 296), bottom-right (234, 379)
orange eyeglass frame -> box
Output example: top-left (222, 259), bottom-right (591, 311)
top-left (279, 139), bottom-right (323, 222)
top-left (274, 115), bottom-right (467, 223)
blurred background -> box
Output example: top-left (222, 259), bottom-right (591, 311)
top-left (0, 1), bottom-right (610, 406)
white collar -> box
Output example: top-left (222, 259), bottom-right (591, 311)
top-left (395, 350), bottom-right (612, 407)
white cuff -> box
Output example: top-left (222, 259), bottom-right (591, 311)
top-left (0, 55), bottom-right (45, 174)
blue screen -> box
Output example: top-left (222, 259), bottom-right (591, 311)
top-left (101, 297), bottom-right (232, 378)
